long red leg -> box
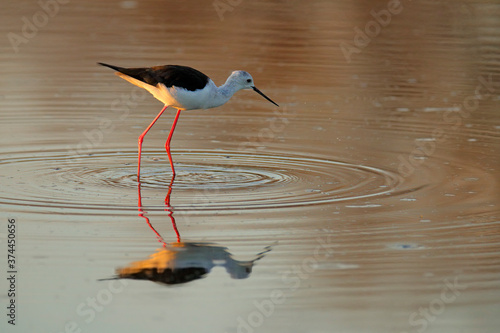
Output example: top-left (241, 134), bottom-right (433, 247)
top-left (137, 105), bottom-right (168, 180)
top-left (165, 109), bottom-right (181, 176)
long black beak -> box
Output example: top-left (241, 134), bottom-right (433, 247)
top-left (252, 86), bottom-right (279, 107)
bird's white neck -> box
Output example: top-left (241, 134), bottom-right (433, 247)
top-left (205, 78), bottom-right (243, 109)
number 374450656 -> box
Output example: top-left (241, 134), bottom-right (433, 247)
top-left (7, 218), bottom-right (16, 269)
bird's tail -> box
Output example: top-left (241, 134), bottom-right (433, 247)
top-left (97, 62), bottom-right (124, 72)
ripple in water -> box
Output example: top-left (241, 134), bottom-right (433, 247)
top-left (0, 149), bottom-right (402, 213)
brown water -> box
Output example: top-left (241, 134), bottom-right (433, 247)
top-left (1, 0), bottom-right (499, 332)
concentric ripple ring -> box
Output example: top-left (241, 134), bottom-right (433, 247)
top-left (0, 149), bottom-right (403, 213)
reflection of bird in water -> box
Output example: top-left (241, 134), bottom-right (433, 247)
top-left (113, 242), bottom-right (271, 285)
top-left (99, 176), bottom-right (273, 285)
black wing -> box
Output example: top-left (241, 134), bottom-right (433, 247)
top-left (98, 63), bottom-right (209, 91)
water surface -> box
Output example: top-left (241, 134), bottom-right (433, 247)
top-left (1, 1), bottom-right (499, 332)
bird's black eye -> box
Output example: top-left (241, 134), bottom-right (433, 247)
top-left (246, 79), bottom-right (251, 83)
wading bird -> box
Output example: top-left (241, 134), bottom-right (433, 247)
top-left (98, 63), bottom-right (279, 179)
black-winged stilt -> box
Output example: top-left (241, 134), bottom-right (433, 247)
top-left (98, 63), bottom-right (279, 179)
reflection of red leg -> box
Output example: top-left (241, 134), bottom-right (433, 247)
top-left (138, 105), bottom-right (169, 180)
top-left (168, 210), bottom-right (180, 243)
top-left (165, 174), bottom-right (181, 243)
top-left (165, 109), bottom-right (181, 176)
top-left (137, 181), bottom-right (166, 247)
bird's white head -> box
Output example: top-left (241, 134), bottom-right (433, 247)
top-left (226, 70), bottom-right (279, 107)
top-left (227, 70), bottom-right (255, 90)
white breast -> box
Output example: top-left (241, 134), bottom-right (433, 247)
top-left (154, 80), bottom-right (221, 111)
